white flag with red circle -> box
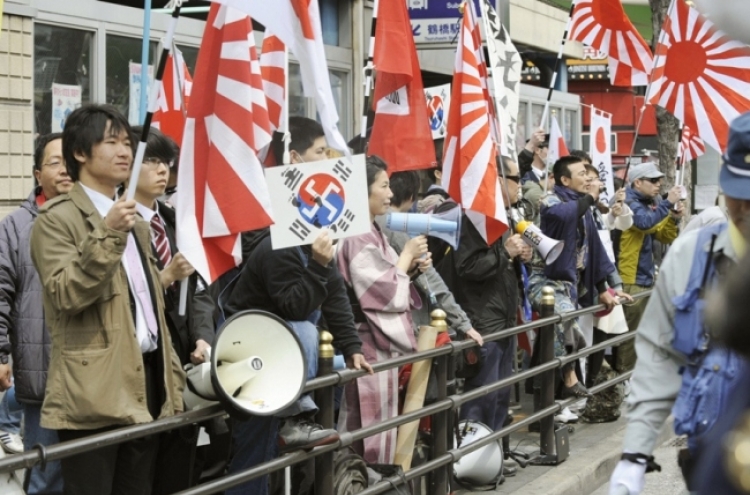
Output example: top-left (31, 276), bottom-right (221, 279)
top-left (590, 107), bottom-right (615, 203)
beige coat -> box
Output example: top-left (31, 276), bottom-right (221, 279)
top-left (30, 183), bottom-right (185, 430)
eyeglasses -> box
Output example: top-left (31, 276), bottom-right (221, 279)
top-left (504, 175), bottom-right (521, 184)
top-left (644, 177), bottom-right (661, 184)
top-left (42, 160), bottom-right (65, 170)
top-left (143, 157), bottom-right (171, 168)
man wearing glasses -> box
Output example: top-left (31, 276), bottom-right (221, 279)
top-left (616, 162), bottom-right (683, 374)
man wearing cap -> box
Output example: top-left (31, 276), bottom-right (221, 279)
top-left (615, 163), bottom-right (683, 374)
top-left (607, 113), bottom-right (750, 495)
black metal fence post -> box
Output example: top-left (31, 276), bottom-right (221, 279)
top-left (429, 309), bottom-right (449, 494)
top-left (314, 330), bottom-right (335, 495)
top-left (535, 286), bottom-right (558, 463)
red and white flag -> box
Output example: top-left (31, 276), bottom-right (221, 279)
top-left (679, 125), bottom-right (706, 164)
top-left (260, 31), bottom-right (286, 132)
top-left (176, 4), bottom-right (274, 283)
top-left (153, 48), bottom-right (193, 146)
top-left (367, 0), bottom-right (435, 172)
top-left (546, 115), bottom-right (570, 167)
top-left (590, 108), bottom-right (615, 203)
top-left (569, 0), bottom-right (653, 86)
top-left (647, 0), bottom-right (750, 153)
top-left (442, 6), bottom-right (508, 246)
top-left (207, 0), bottom-right (349, 154)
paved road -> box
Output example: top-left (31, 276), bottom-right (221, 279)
top-left (590, 435), bottom-right (689, 495)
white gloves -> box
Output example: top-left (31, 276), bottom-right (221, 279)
top-left (609, 458), bottom-right (647, 495)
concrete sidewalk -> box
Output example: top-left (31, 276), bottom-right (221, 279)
top-left (455, 397), bottom-right (672, 495)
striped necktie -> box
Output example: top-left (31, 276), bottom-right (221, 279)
top-left (150, 215), bottom-right (172, 268)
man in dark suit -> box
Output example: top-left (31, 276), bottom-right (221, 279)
top-left (132, 126), bottom-right (216, 493)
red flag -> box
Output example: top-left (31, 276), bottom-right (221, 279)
top-left (260, 31), bottom-right (286, 132)
top-left (569, 0), bottom-right (653, 86)
top-left (153, 49), bottom-right (192, 145)
top-left (208, 0), bottom-right (349, 154)
top-left (547, 115), bottom-right (569, 167)
top-left (647, 0), bottom-right (750, 153)
top-left (679, 125), bottom-right (705, 164)
top-left (442, 6), bottom-right (508, 246)
top-left (368, 0), bottom-right (436, 172)
top-left (175, 4), bottom-right (274, 283)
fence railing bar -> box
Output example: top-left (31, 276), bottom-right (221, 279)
top-left (0, 291), bottom-right (650, 485)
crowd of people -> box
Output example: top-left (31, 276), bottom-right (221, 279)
top-left (0, 102), bottom-right (746, 495)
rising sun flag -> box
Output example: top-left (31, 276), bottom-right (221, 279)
top-left (647, 0), bottom-right (750, 153)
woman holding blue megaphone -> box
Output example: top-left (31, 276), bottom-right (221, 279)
top-left (336, 155), bottom-right (431, 465)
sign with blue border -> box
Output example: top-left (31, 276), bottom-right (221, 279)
top-left (408, 0), bottom-right (489, 43)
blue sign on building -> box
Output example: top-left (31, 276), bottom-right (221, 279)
top-left (407, 0), bottom-right (488, 43)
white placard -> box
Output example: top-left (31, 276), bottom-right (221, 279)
top-left (424, 84), bottom-right (450, 140)
top-left (265, 155), bottom-right (370, 250)
top-left (128, 61), bottom-right (154, 125)
top-left (590, 108), bottom-right (615, 204)
top-left (51, 83), bottom-right (82, 132)
top-left (694, 184), bottom-right (719, 211)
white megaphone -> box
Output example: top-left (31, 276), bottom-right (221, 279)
top-left (182, 310), bottom-right (307, 418)
top-left (515, 220), bottom-right (564, 265)
top-left (384, 208), bottom-right (461, 250)
top-left (453, 420), bottom-right (504, 485)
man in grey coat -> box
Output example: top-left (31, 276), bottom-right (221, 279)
top-left (0, 133), bottom-right (71, 493)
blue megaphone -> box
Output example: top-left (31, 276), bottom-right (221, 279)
top-left (385, 209), bottom-right (461, 250)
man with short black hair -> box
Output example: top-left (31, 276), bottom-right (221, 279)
top-left (617, 162), bottom-right (683, 373)
top-left (30, 104), bottom-right (185, 495)
top-left (528, 156), bottom-right (620, 398)
top-left (0, 133), bottom-right (71, 494)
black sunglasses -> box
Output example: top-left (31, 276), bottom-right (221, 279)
top-left (504, 175), bottom-right (521, 184)
top-left (644, 177), bottom-right (662, 184)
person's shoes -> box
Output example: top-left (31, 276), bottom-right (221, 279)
top-left (502, 465), bottom-right (517, 477)
top-left (559, 382), bottom-right (592, 400)
top-left (554, 407), bottom-right (579, 424)
top-left (278, 417), bottom-right (339, 454)
top-left (0, 430), bottom-right (23, 454)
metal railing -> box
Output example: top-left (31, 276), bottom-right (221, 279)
top-left (0, 288), bottom-right (651, 494)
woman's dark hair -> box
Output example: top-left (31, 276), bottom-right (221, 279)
top-left (269, 116), bottom-right (325, 164)
top-left (389, 171), bottom-right (421, 207)
top-left (62, 104), bottom-right (134, 181)
top-left (366, 155), bottom-right (388, 192)
top-left (132, 126), bottom-right (179, 169)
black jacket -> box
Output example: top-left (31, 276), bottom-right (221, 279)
top-left (158, 202), bottom-right (216, 365)
top-left (440, 216), bottom-right (519, 335)
top-left (224, 235), bottom-right (363, 357)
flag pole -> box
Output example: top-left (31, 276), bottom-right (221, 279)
top-left (282, 44), bottom-right (291, 164)
top-left (538, 1), bottom-right (577, 131)
top-left (623, 0), bottom-right (677, 181)
top-left (140, 0), bottom-right (153, 125)
top-left (172, 41), bottom-right (188, 119)
top-left (123, 1), bottom-right (186, 311)
top-left (359, 0), bottom-right (380, 149)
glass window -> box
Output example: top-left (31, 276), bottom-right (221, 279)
top-left (176, 44), bottom-right (199, 75)
top-left (328, 69), bottom-right (349, 140)
top-left (531, 103), bottom-right (544, 132)
top-left (106, 35), bottom-right (158, 125)
top-left (564, 109), bottom-right (576, 149)
top-left (34, 24), bottom-right (93, 135)
top-left (516, 101), bottom-right (527, 154)
top-left (320, 0), bottom-right (339, 46)
top-left (288, 62), bottom-right (313, 119)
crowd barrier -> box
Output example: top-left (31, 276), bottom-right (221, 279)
top-left (0, 287), bottom-right (651, 494)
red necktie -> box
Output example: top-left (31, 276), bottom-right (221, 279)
top-left (150, 215), bottom-right (172, 268)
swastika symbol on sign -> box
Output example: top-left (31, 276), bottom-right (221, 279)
top-left (296, 173), bottom-right (347, 228)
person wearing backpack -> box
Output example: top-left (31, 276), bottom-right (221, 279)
top-left (608, 113), bottom-right (750, 495)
